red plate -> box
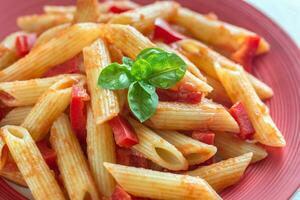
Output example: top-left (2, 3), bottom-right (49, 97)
top-left (0, 0), bottom-right (300, 199)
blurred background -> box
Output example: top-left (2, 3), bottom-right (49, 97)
top-left (247, 0), bottom-right (300, 47)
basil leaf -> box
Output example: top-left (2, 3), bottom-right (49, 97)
top-left (98, 63), bottom-right (134, 90)
top-left (122, 57), bottom-right (134, 69)
top-left (131, 59), bottom-right (152, 80)
top-left (137, 48), bottom-right (165, 60)
top-left (146, 52), bottom-right (187, 89)
top-left (128, 81), bottom-right (158, 122)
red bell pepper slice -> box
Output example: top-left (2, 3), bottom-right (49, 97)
top-left (156, 88), bottom-right (202, 104)
top-left (36, 140), bottom-right (57, 170)
top-left (15, 34), bottom-right (37, 57)
top-left (109, 6), bottom-right (132, 13)
top-left (70, 84), bottom-right (90, 144)
top-left (111, 185), bottom-right (132, 200)
top-left (153, 18), bottom-right (187, 44)
top-left (116, 147), bottom-right (149, 169)
top-left (109, 116), bottom-right (139, 148)
top-left (192, 131), bottom-right (215, 145)
top-left (229, 102), bottom-right (255, 140)
top-left (231, 35), bottom-right (260, 73)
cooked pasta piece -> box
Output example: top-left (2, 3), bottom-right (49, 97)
top-left (214, 64), bottom-right (285, 147)
top-left (174, 39), bottom-right (274, 99)
top-left (172, 8), bottom-right (269, 54)
top-left (50, 114), bottom-right (100, 200)
top-left (0, 125), bottom-right (65, 200)
top-left (109, 1), bottom-right (179, 33)
top-left (0, 136), bottom-right (8, 170)
top-left (155, 130), bottom-right (216, 165)
top-left (205, 75), bottom-right (231, 105)
top-left (0, 162), bottom-right (27, 187)
top-left (21, 77), bottom-right (77, 141)
top-left (107, 44), bottom-right (124, 63)
top-left (104, 162), bottom-right (221, 200)
top-left (87, 106), bottom-right (116, 197)
top-left (34, 23), bottom-right (71, 48)
top-left (83, 39), bottom-right (119, 124)
top-left (17, 13), bottom-right (73, 34)
top-left (74, 0), bottom-right (99, 22)
top-left (215, 132), bottom-right (268, 163)
top-left (0, 23), bottom-right (102, 82)
top-left (101, 24), bottom-right (211, 93)
top-left (128, 118), bottom-right (188, 171)
top-left (44, 6), bottom-right (76, 15)
top-left (0, 75), bottom-right (82, 107)
top-left (185, 153), bottom-right (253, 192)
top-left (0, 106), bottom-right (31, 127)
top-left (146, 101), bottom-right (239, 133)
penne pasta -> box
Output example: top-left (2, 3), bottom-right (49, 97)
top-left (87, 105), bottom-right (116, 197)
top-left (74, 0), bottom-right (99, 23)
top-left (0, 125), bottom-right (65, 200)
top-left (0, 106), bottom-right (32, 127)
top-left (107, 44), bottom-right (124, 63)
top-left (109, 1), bottom-right (179, 33)
top-left (0, 136), bottom-right (8, 170)
top-left (83, 39), bottom-right (119, 124)
top-left (174, 39), bottom-right (274, 100)
top-left (214, 64), bottom-right (286, 147)
top-left (215, 132), bottom-right (268, 163)
top-left (146, 101), bottom-right (239, 133)
top-left (50, 114), bottom-right (100, 200)
top-left (172, 7), bottom-right (270, 54)
top-left (0, 75), bottom-right (82, 107)
top-left (0, 23), bottom-right (102, 82)
top-left (21, 77), bottom-right (77, 141)
top-left (155, 130), bottom-right (217, 165)
top-left (185, 153), bottom-right (253, 192)
top-left (104, 162), bottom-right (221, 200)
top-left (44, 6), bottom-right (76, 15)
top-left (128, 118), bottom-right (188, 171)
top-left (17, 14), bottom-right (73, 34)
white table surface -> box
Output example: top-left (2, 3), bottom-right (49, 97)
top-left (247, 0), bottom-right (300, 47)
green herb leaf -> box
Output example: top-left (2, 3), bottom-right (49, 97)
top-left (98, 63), bottom-right (134, 90)
top-left (128, 81), bottom-right (158, 122)
top-left (131, 59), bottom-right (152, 80)
top-left (146, 52), bottom-right (187, 89)
top-left (122, 57), bottom-right (134, 69)
top-left (137, 48), bottom-right (165, 60)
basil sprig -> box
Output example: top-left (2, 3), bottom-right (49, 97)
top-left (98, 48), bottom-right (187, 122)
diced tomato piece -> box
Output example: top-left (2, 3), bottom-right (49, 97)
top-left (70, 84), bottom-right (90, 144)
top-left (15, 34), bottom-right (37, 57)
top-left (231, 35), bottom-right (260, 73)
top-left (229, 102), bottom-right (255, 140)
top-left (156, 88), bottom-right (202, 104)
top-left (109, 6), bottom-right (132, 13)
top-left (153, 18), bottom-right (187, 44)
top-left (192, 131), bottom-right (215, 145)
top-left (43, 55), bottom-right (82, 77)
top-left (0, 107), bottom-right (12, 121)
top-left (109, 116), bottom-right (139, 148)
top-left (111, 185), bottom-right (132, 200)
top-left (116, 147), bottom-right (149, 169)
top-left (36, 140), bottom-right (57, 170)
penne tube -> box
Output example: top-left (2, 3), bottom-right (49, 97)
top-left (174, 39), bottom-right (274, 100)
top-left (215, 132), bottom-right (268, 163)
top-left (0, 125), bottom-right (65, 200)
top-left (128, 118), bottom-right (188, 171)
top-left (0, 136), bottom-right (8, 170)
top-left (214, 65), bottom-right (285, 147)
top-left (0, 23), bottom-right (102, 82)
top-left (155, 130), bottom-right (217, 165)
top-left (101, 24), bottom-right (212, 93)
top-left (104, 162), bottom-right (221, 200)
top-left (44, 6), bottom-right (76, 15)
top-left (34, 23), bottom-right (71, 48)
top-left (50, 114), bottom-right (100, 200)
top-left (107, 44), bottom-right (124, 63)
top-left (87, 106), bottom-right (116, 197)
top-left (17, 14), bottom-right (73, 34)
top-left (109, 1), bottom-right (179, 33)
top-left (74, 0), bottom-right (99, 23)
top-left (172, 8), bottom-right (270, 55)
top-left (0, 75), bottom-right (82, 107)
top-left (21, 77), bottom-right (77, 141)
top-left (83, 39), bottom-right (119, 124)
top-left (0, 106), bottom-right (32, 127)
top-left (146, 101), bottom-right (239, 133)
top-left (185, 153), bottom-right (253, 192)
